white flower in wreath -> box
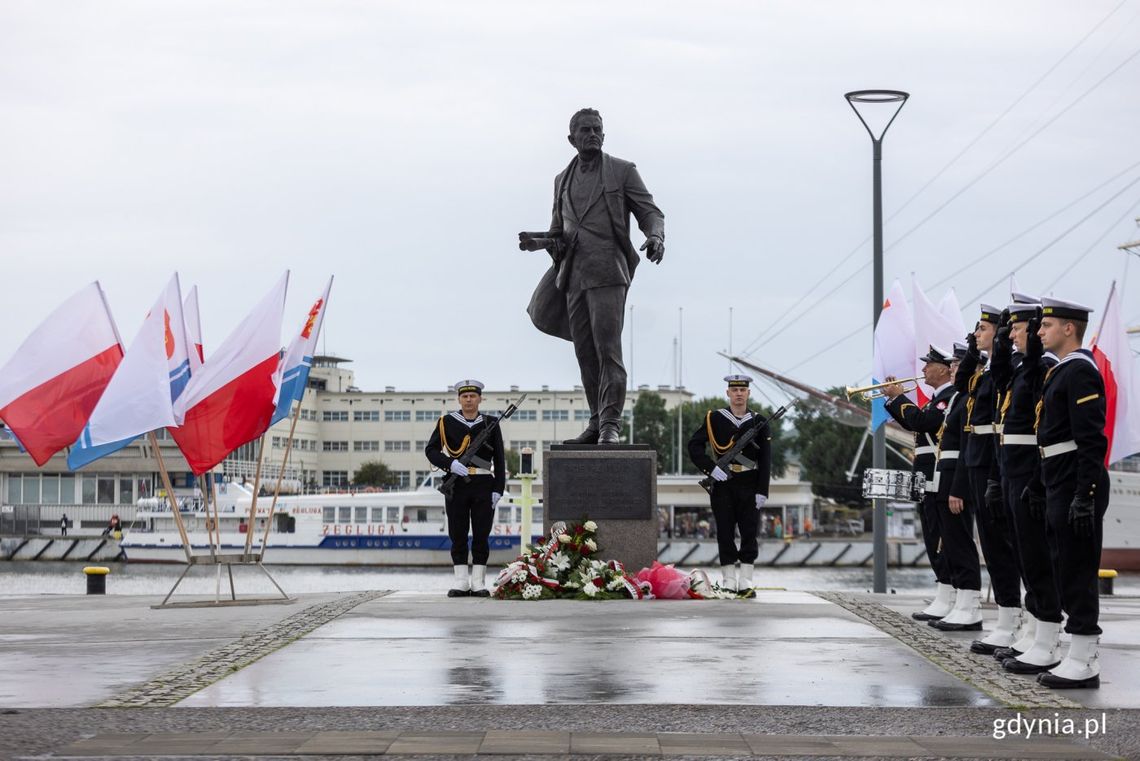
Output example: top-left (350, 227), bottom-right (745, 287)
top-left (522, 584), bottom-right (543, 600)
top-left (512, 570), bottom-right (527, 583)
top-left (590, 559), bottom-right (606, 571)
top-left (584, 538), bottom-right (598, 552)
top-left (606, 577), bottom-right (625, 591)
top-left (582, 582), bottom-right (598, 597)
top-left (583, 520), bottom-right (598, 532)
top-left (549, 552), bottom-right (571, 572)
top-left (558, 533), bottom-right (572, 543)
top-left (563, 580), bottom-right (580, 589)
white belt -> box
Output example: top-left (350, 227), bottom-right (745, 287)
top-left (971, 424), bottom-right (1002, 435)
top-left (915, 446), bottom-right (936, 456)
top-left (466, 467), bottom-right (495, 476)
top-left (1002, 433), bottom-right (1037, 446)
top-left (1040, 440), bottom-right (1078, 459)
top-left (938, 449), bottom-right (959, 460)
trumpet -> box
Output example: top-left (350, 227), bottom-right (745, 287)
top-left (845, 376), bottom-right (923, 401)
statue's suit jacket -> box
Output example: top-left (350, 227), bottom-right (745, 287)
top-left (527, 152), bottom-right (665, 341)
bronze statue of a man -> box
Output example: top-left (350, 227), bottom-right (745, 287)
top-left (520, 108), bottom-right (665, 445)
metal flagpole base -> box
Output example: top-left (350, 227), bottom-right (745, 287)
top-left (151, 552), bottom-right (294, 609)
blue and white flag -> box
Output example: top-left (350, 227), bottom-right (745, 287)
top-left (68, 274), bottom-right (192, 469)
top-left (271, 277), bottom-right (332, 426)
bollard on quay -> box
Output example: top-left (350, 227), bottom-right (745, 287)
top-left (1099, 569), bottom-right (1117, 596)
top-left (84, 566), bottom-right (110, 595)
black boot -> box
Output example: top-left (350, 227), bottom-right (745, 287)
top-left (563, 426), bottom-right (599, 445)
top-left (598, 421), bottom-right (621, 444)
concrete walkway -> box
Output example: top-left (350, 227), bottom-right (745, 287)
top-left (1, 588), bottom-right (1138, 759)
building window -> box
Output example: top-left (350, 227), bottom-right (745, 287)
top-left (323, 411), bottom-right (348, 422)
top-left (301, 409), bottom-right (316, 421)
top-left (415, 410), bottom-right (441, 422)
top-left (354, 410), bottom-right (380, 422)
top-left (323, 441), bottom-right (349, 452)
top-left (542, 440), bottom-right (560, 450)
top-left (354, 441), bottom-right (380, 452)
top-left (272, 436), bottom-right (282, 448)
top-left (323, 471), bottom-right (349, 487)
top-left (510, 440), bottom-right (537, 451)
top-left (97, 476), bottom-right (115, 504)
top-left (119, 477), bottom-right (134, 505)
top-left (514, 409), bottom-right (537, 421)
top-left (384, 441), bottom-right (411, 452)
top-left (542, 410), bottom-right (569, 421)
top-left (82, 477), bottom-right (96, 504)
top-left (41, 475), bottom-right (59, 504)
top-left (384, 410), bottom-right (411, 422)
top-left (415, 470), bottom-right (433, 485)
top-left (574, 409), bottom-right (592, 421)
top-left (393, 471), bottom-right (411, 488)
top-left (60, 474), bottom-right (75, 503)
top-left (415, 440), bottom-right (429, 450)
top-left (6, 475), bottom-right (21, 504)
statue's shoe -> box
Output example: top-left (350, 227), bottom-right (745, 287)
top-left (563, 428), bottom-right (599, 445)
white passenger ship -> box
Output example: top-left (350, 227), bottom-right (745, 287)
top-left (121, 477), bottom-right (543, 565)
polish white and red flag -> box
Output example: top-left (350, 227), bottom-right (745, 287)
top-left (184, 285), bottom-right (205, 372)
top-left (1091, 282), bottom-right (1140, 465)
top-left (0, 283), bottom-right (123, 465)
top-left (871, 279), bottom-right (915, 431)
top-left (912, 276), bottom-right (961, 406)
top-left (938, 287), bottom-right (968, 342)
top-left (170, 273), bottom-right (289, 474)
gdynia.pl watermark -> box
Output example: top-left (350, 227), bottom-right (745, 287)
top-left (993, 712), bottom-right (1108, 740)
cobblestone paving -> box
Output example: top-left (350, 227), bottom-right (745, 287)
top-left (819, 592), bottom-right (1080, 709)
top-left (97, 591), bottom-right (389, 708)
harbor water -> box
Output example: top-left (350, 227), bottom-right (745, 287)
top-left (4, 560), bottom-right (1139, 597)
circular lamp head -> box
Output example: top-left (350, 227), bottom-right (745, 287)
top-left (845, 89), bottom-right (910, 141)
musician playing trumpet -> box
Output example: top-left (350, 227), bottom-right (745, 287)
top-left (881, 346), bottom-right (957, 621)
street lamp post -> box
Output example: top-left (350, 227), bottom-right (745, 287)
top-left (845, 89), bottom-right (908, 594)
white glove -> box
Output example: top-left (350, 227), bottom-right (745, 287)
top-left (710, 466), bottom-right (728, 482)
top-left (491, 492), bottom-right (502, 508)
top-left (755, 494), bottom-right (767, 509)
top-left (449, 460), bottom-right (469, 477)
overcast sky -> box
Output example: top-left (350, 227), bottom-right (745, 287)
top-left (2, 0), bottom-right (1138, 404)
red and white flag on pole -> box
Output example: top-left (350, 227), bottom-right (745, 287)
top-left (938, 287), bottom-right (968, 341)
top-left (871, 279), bottom-right (915, 431)
top-left (184, 285), bottom-right (205, 372)
top-left (912, 276), bottom-right (961, 405)
top-left (170, 273), bottom-right (289, 474)
top-left (0, 283), bottom-right (124, 465)
top-left (1091, 281), bottom-right (1140, 465)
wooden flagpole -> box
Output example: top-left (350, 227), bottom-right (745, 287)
top-left (148, 432), bottom-right (193, 564)
top-left (243, 435), bottom-right (268, 554)
top-left (259, 402), bottom-right (302, 558)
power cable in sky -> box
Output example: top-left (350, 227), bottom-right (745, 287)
top-left (737, 0), bottom-right (1133, 356)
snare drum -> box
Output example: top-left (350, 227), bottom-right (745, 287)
top-left (862, 468), bottom-right (923, 502)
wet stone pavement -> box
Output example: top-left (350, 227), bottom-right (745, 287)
top-left (1, 588), bottom-right (1138, 759)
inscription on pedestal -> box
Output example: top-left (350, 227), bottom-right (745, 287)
top-left (544, 446), bottom-right (658, 572)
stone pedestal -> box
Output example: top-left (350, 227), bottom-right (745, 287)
top-left (543, 445), bottom-right (657, 573)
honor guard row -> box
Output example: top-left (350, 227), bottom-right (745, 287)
top-left (885, 296), bottom-right (1110, 689)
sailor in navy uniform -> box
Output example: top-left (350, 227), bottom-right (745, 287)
top-left (938, 305), bottom-right (1022, 637)
top-left (424, 380), bottom-right (506, 597)
top-left (1027, 298), bottom-right (1110, 689)
top-left (996, 303), bottom-right (1063, 671)
top-left (881, 346), bottom-right (957, 621)
top-left (929, 342), bottom-right (984, 627)
top-left (687, 374), bottom-right (772, 597)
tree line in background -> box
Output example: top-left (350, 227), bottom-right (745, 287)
top-left (351, 390), bottom-right (876, 509)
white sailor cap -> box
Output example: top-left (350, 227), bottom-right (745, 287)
top-left (1041, 297), bottom-right (1093, 322)
top-left (724, 374), bottom-right (753, 388)
top-left (453, 379), bottom-right (485, 395)
top-left (919, 345), bottom-right (953, 365)
top-left (1007, 302), bottom-right (1040, 323)
top-left (978, 304), bottom-right (1001, 324)
top-left (952, 341), bottom-right (969, 360)
top-left (1011, 290), bottom-right (1039, 305)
